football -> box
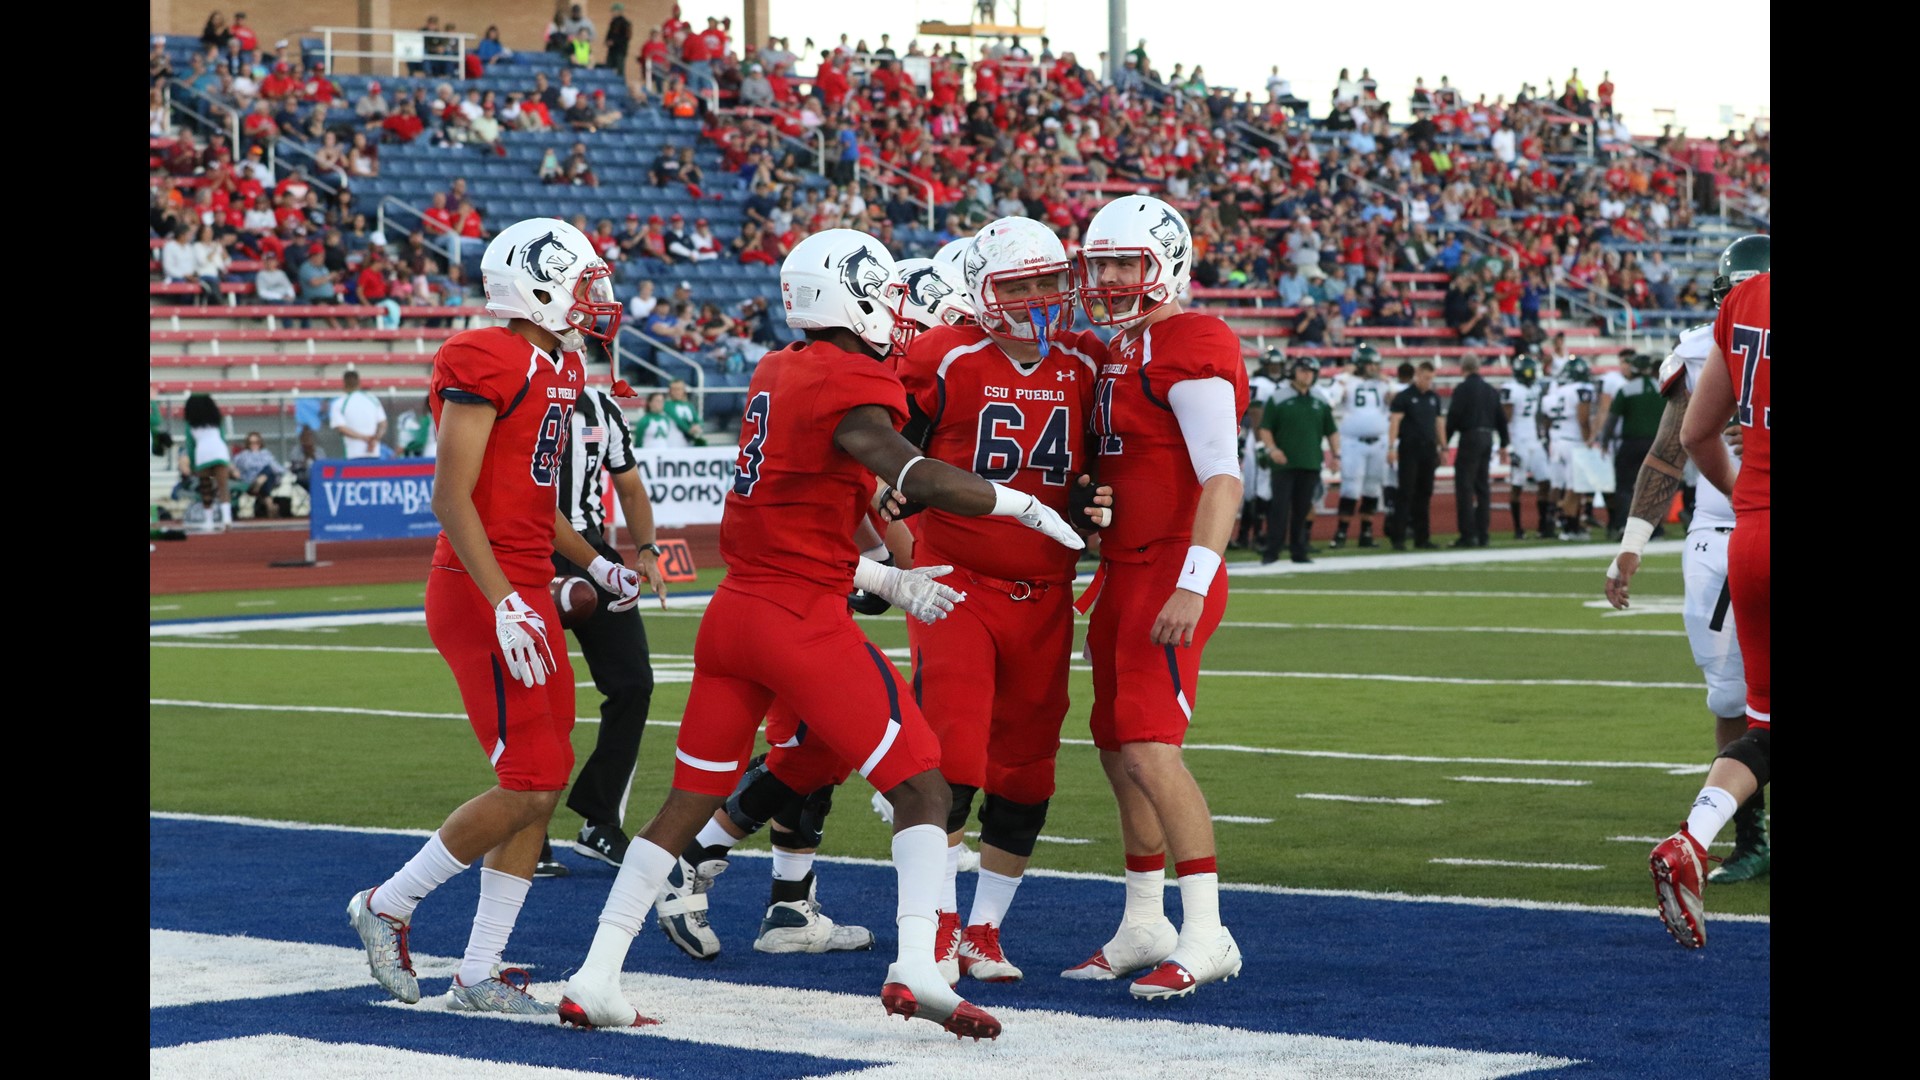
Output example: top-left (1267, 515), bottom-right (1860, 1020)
top-left (550, 576), bottom-right (598, 628)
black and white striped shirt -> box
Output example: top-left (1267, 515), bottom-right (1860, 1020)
top-left (558, 389), bottom-right (637, 534)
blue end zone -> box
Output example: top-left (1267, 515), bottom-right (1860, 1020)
top-left (150, 817), bottom-right (1769, 1077)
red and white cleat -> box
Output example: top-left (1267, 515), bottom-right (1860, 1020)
top-left (957, 923), bottom-right (1023, 983)
top-left (1129, 928), bottom-right (1242, 1001)
top-left (935, 909), bottom-right (963, 987)
top-left (1650, 826), bottom-right (1715, 949)
top-left (1060, 917), bottom-right (1177, 981)
top-left (880, 961), bottom-right (1002, 1041)
top-left (557, 974), bottom-right (661, 1029)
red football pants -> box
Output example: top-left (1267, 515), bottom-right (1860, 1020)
top-left (672, 588), bottom-right (941, 797)
top-left (1086, 545), bottom-right (1229, 752)
top-left (1728, 510), bottom-right (1769, 726)
top-left (424, 568), bottom-right (577, 791)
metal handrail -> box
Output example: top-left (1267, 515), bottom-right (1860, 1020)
top-left (1530, 97), bottom-right (1596, 158)
top-left (310, 26), bottom-right (473, 80)
top-left (854, 153), bottom-right (937, 231)
top-left (610, 322), bottom-right (706, 412)
top-left (164, 80), bottom-right (241, 151)
top-left (374, 195), bottom-right (474, 267)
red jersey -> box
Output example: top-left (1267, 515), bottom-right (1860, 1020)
top-left (1713, 272), bottom-right (1770, 514)
top-left (1092, 312), bottom-right (1251, 558)
top-left (717, 340), bottom-right (909, 617)
top-left (898, 325), bottom-right (1102, 582)
top-left (428, 327), bottom-right (585, 587)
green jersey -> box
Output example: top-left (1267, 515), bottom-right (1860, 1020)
top-left (1261, 393), bottom-right (1337, 471)
top-left (1609, 375), bottom-right (1664, 439)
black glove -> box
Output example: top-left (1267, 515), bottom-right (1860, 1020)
top-left (876, 484), bottom-right (926, 521)
top-left (1068, 473), bottom-right (1108, 531)
top-left (847, 553), bottom-right (894, 615)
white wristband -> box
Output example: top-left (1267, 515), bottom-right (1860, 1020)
top-left (894, 455), bottom-right (927, 496)
top-left (853, 555), bottom-right (890, 593)
top-left (988, 482), bottom-right (1033, 518)
top-left (1617, 517), bottom-right (1656, 558)
top-left (1176, 545), bottom-right (1223, 596)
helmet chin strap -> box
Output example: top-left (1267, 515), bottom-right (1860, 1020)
top-left (557, 326), bottom-right (586, 352)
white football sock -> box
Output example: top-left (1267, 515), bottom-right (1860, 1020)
top-left (770, 847), bottom-right (815, 882)
top-left (1685, 786), bottom-right (1739, 849)
top-left (894, 824), bottom-right (947, 965)
top-left (459, 868), bottom-right (529, 987)
top-left (941, 840), bottom-right (961, 914)
top-left (694, 818), bottom-right (740, 852)
top-left (967, 868), bottom-right (1021, 929)
top-left (1177, 872), bottom-right (1222, 940)
top-left (374, 831), bottom-right (468, 921)
top-left (576, 837), bottom-right (674, 984)
top-left (1122, 868), bottom-right (1166, 925)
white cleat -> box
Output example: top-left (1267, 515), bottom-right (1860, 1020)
top-left (1129, 927), bottom-right (1243, 1001)
top-left (870, 790), bottom-right (895, 824)
top-left (445, 966), bottom-right (558, 1015)
top-left (957, 923), bottom-right (1023, 983)
top-left (880, 960), bottom-right (1003, 1040)
top-left (346, 888), bottom-right (420, 1004)
top-left (557, 974), bottom-right (659, 1029)
top-left (935, 909), bottom-right (963, 987)
top-left (1060, 916), bottom-right (1177, 980)
top-left (655, 856), bottom-right (721, 961)
top-left (754, 877), bottom-right (875, 954)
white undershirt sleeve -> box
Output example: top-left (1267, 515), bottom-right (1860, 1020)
top-left (1166, 377), bottom-right (1242, 484)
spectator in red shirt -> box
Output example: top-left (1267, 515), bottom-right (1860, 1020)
top-left (356, 248), bottom-right (399, 325)
top-left (231, 11), bottom-right (258, 53)
top-left (638, 215), bottom-right (674, 263)
top-left (680, 21), bottom-right (717, 91)
top-left (1596, 72), bottom-right (1615, 118)
top-left (381, 99), bottom-right (424, 144)
top-left (241, 99), bottom-right (279, 152)
top-left (421, 192), bottom-right (454, 236)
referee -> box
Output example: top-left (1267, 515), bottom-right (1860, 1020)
top-left (545, 385), bottom-right (667, 876)
top-left (1444, 356), bottom-right (1509, 548)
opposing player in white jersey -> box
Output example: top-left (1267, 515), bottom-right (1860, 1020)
top-left (1502, 353), bottom-right (1553, 539)
top-left (1541, 357), bottom-right (1595, 540)
top-left (1606, 235), bottom-right (1770, 887)
top-left (1332, 345), bottom-right (1391, 548)
top-left (1235, 348), bottom-right (1285, 551)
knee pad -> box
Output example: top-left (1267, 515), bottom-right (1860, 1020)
top-left (1705, 678), bottom-right (1747, 722)
top-left (1337, 497), bottom-right (1357, 516)
top-left (945, 782), bottom-right (979, 835)
top-left (1359, 496), bottom-right (1378, 515)
top-left (1714, 726), bottom-right (1770, 788)
top-left (978, 794), bottom-right (1049, 858)
top-left (725, 756), bottom-right (799, 835)
top-left (770, 783), bottom-right (834, 850)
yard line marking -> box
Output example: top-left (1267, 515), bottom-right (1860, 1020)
top-left (1068, 666), bottom-right (1697, 689)
top-left (1447, 776), bottom-right (1593, 787)
top-left (1431, 858), bottom-right (1605, 871)
top-left (1227, 538), bottom-right (1684, 575)
top-left (1426, 564), bottom-right (1677, 574)
top-left (234, 600), bottom-right (277, 608)
top-left (1297, 793), bottom-right (1444, 806)
top-left (1212, 815), bottom-right (1274, 824)
top-left (151, 811), bottom-right (1769, 923)
top-left (1588, 598), bottom-right (1687, 617)
top-left (325, 595), bottom-right (366, 601)
top-left (152, 641), bottom-right (442, 655)
top-left (1606, 835), bottom-right (1734, 849)
top-left (1217, 621), bottom-right (1684, 638)
top-left (150, 604), bottom-right (181, 612)
top-left (148, 697), bottom-right (1709, 771)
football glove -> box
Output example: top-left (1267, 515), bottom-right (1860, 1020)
top-left (1068, 473), bottom-right (1113, 530)
top-left (989, 484), bottom-right (1086, 551)
top-left (848, 553), bottom-right (896, 615)
top-left (587, 555), bottom-right (643, 614)
top-left (874, 483), bottom-right (926, 522)
top-left (494, 591), bottom-right (555, 688)
top-left (853, 557), bottom-right (965, 624)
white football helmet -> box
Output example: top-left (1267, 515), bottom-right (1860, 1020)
top-left (780, 228), bottom-right (897, 357)
top-left (962, 216), bottom-right (1074, 353)
top-left (480, 218), bottom-right (622, 350)
top-left (934, 236), bottom-right (974, 272)
top-left (1078, 194), bottom-right (1193, 330)
top-left (885, 257), bottom-right (975, 353)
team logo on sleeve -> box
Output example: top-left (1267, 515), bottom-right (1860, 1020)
top-left (838, 246), bottom-right (889, 299)
top-left (904, 267), bottom-right (954, 308)
top-left (520, 231), bottom-right (580, 284)
top-left (1149, 210), bottom-right (1189, 261)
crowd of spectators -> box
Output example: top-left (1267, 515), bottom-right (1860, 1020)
top-left (154, 8), bottom-right (1771, 362)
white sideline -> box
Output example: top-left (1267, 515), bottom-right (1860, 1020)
top-left (148, 811), bottom-right (1770, 924)
top-left (1430, 858), bottom-right (1605, 871)
top-left (1225, 539), bottom-right (1685, 576)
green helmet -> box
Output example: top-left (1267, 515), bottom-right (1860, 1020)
top-left (1562, 357), bottom-right (1592, 383)
top-left (1261, 346), bottom-right (1286, 369)
top-left (1350, 344), bottom-right (1381, 374)
top-left (1289, 357), bottom-right (1320, 383)
top-left (1711, 234), bottom-right (1770, 307)
top-left (1512, 356), bottom-right (1539, 386)
top-left (1626, 353), bottom-right (1655, 377)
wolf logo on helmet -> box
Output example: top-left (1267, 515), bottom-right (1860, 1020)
top-left (905, 266), bottom-right (955, 309)
top-left (520, 231), bottom-right (580, 285)
top-left (838, 246), bottom-right (889, 300)
top-left (1149, 210), bottom-right (1189, 262)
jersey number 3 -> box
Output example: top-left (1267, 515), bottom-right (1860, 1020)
top-left (733, 390), bottom-right (771, 496)
top-left (974, 403), bottom-right (1072, 486)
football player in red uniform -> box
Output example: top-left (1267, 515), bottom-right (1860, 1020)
top-left (889, 218), bottom-right (1110, 985)
top-left (1066, 195), bottom-right (1249, 999)
top-left (347, 218), bottom-right (643, 1015)
top-left (1649, 266), bottom-right (1770, 949)
top-left (559, 229), bottom-right (1085, 1039)
top-left (647, 255), bottom-right (984, 963)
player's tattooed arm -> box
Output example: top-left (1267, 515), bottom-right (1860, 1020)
top-left (1628, 388), bottom-right (1692, 523)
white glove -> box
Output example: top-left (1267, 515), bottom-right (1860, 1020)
top-left (494, 591), bottom-right (554, 688)
top-left (854, 557), bottom-right (966, 624)
top-left (587, 555), bottom-right (642, 614)
top-left (988, 484), bottom-right (1086, 551)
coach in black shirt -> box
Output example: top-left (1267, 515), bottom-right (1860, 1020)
top-left (1445, 356), bottom-right (1509, 547)
top-left (1387, 361), bottom-right (1446, 550)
